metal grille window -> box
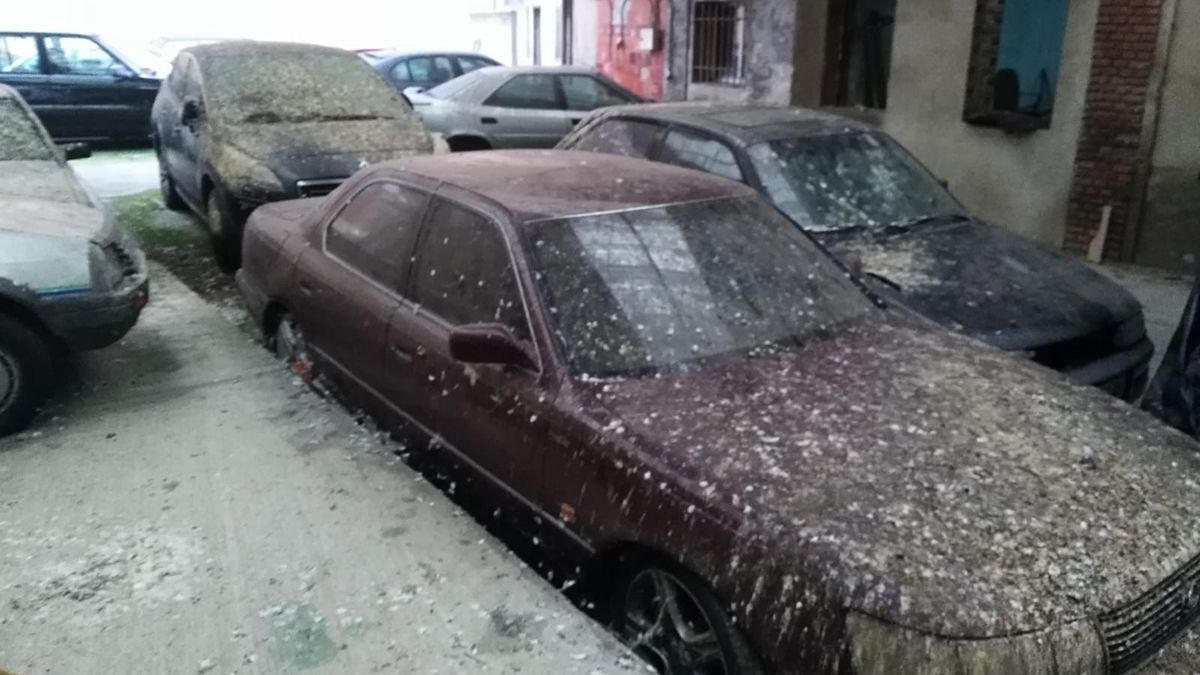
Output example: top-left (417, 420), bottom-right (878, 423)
top-left (691, 2), bottom-right (745, 85)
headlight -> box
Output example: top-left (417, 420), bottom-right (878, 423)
top-left (212, 145), bottom-right (284, 199)
top-left (1114, 313), bottom-right (1146, 348)
top-left (847, 612), bottom-right (1104, 674)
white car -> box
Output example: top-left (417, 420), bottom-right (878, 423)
top-left (0, 84), bottom-right (148, 436)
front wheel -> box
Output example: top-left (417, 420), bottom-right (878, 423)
top-left (207, 187), bottom-right (244, 272)
top-left (0, 315), bottom-right (53, 437)
top-left (617, 564), bottom-right (765, 675)
top-left (158, 158), bottom-right (185, 211)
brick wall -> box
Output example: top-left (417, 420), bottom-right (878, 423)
top-left (596, 0), bottom-right (667, 100)
top-left (1064, 0), bottom-right (1165, 258)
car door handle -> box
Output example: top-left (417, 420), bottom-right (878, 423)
top-left (389, 343), bottom-right (414, 363)
top-left (481, 117), bottom-right (498, 125)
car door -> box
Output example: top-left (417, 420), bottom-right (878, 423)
top-left (39, 34), bottom-right (141, 141)
top-left (403, 55), bottom-right (457, 92)
top-left (293, 181), bottom-right (429, 406)
top-left (391, 195), bottom-right (546, 500)
top-left (476, 73), bottom-right (570, 148)
top-left (173, 59), bottom-right (206, 205)
top-left (652, 126), bottom-right (747, 183)
top-left (0, 34), bottom-right (52, 127)
top-left (558, 74), bottom-right (637, 129)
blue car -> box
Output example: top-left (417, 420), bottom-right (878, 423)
top-left (368, 50), bottom-right (500, 100)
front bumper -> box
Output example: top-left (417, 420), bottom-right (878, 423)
top-left (1063, 336), bottom-right (1154, 402)
top-left (40, 246), bottom-right (150, 352)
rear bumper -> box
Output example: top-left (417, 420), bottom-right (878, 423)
top-left (1063, 337), bottom-right (1154, 402)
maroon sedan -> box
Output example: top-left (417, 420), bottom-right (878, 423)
top-left (238, 151), bottom-right (1200, 675)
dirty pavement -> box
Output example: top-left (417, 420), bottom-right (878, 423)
top-left (0, 151), bottom-right (636, 674)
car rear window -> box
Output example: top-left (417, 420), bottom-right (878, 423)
top-left (0, 99), bottom-right (56, 161)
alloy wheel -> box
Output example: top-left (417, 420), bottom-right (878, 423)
top-left (623, 569), bottom-right (728, 675)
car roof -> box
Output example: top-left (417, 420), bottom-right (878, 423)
top-left (592, 102), bottom-right (876, 145)
top-left (473, 65), bottom-right (605, 76)
top-left (377, 150), bottom-right (756, 222)
top-left (373, 50), bottom-right (498, 61)
top-left (184, 40), bottom-right (354, 62)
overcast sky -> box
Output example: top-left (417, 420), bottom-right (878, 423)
top-left (11, 0), bottom-right (477, 52)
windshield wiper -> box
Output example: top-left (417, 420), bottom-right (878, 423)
top-left (885, 213), bottom-right (969, 233)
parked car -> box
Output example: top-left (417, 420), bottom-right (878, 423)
top-left (0, 85), bottom-right (148, 436)
top-left (238, 149), bottom-right (1200, 675)
top-left (559, 103), bottom-right (1154, 401)
top-left (0, 31), bottom-right (162, 143)
top-left (370, 50), bottom-right (501, 100)
top-left (151, 41), bottom-right (434, 270)
top-left (407, 66), bottom-right (642, 151)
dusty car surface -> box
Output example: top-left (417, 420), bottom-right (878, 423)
top-left (151, 41), bottom-right (434, 269)
top-left (559, 103), bottom-right (1153, 401)
top-left (0, 84), bottom-right (148, 436)
top-left (238, 149), bottom-right (1200, 674)
top-left (406, 66), bottom-right (642, 151)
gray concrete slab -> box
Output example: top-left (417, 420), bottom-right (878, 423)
top-left (0, 265), bottom-right (638, 675)
top-left (71, 149), bottom-right (159, 201)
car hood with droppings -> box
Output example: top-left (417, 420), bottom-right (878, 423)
top-left (818, 220), bottom-right (1142, 349)
top-left (221, 119), bottom-right (433, 178)
top-left (574, 323), bottom-right (1200, 638)
top-left (0, 161), bottom-right (94, 206)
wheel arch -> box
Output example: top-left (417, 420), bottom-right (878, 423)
top-left (0, 295), bottom-right (62, 354)
top-left (445, 134), bottom-right (493, 152)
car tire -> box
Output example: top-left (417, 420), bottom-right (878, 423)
top-left (0, 315), bottom-right (53, 438)
top-left (614, 560), bottom-right (765, 675)
top-left (159, 159), bottom-right (185, 211)
top-left (207, 187), bottom-right (244, 273)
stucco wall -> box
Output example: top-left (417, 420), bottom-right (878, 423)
top-left (877, 0), bottom-right (1099, 247)
top-left (665, 0), bottom-right (796, 105)
top-left (1137, 0), bottom-right (1200, 271)
top-left (572, 0), bottom-right (599, 66)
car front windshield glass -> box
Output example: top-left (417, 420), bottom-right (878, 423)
top-left (526, 196), bottom-right (877, 378)
top-left (749, 131), bottom-right (964, 232)
top-left (0, 99), bottom-right (55, 161)
top-left (204, 52), bottom-right (406, 125)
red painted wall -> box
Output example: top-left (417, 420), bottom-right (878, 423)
top-left (596, 0), bottom-right (667, 101)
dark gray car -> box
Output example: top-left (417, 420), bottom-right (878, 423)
top-left (560, 103), bottom-right (1153, 401)
top-left (151, 41), bottom-right (433, 269)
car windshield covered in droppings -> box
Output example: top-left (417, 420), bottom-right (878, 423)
top-left (203, 51), bottom-right (407, 125)
top-left (749, 130), bottom-right (964, 232)
top-left (527, 196), bottom-right (877, 377)
top-left (0, 98), bottom-right (56, 161)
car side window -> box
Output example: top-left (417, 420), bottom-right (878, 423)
top-left (406, 56), bottom-right (455, 85)
top-left (412, 198), bottom-right (528, 338)
top-left (0, 35), bottom-right (41, 74)
top-left (326, 182), bottom-right (429, 289)
top-left (571, 118), bottom-right (663, 158)
top-left (42, 36), bottom-right (120, 76)
top-left (659, 128), bottom-right (744, 182)
top-left (484, 74), bottom-right (560, 110)
top-left (389, 60), bottom-right (411, 84)
top-left (457, 56), bottom-right (491, 74)
top-left (560, 75), bottom-right (631, 111)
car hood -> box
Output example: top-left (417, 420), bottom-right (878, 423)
top-left (0, 161), bottom-right (93, 206)
top-left (0, 197), bottom-right (106, 241)
top-left (817, 220), bottom-right (1142, 349)
top-left (221, 118), bottom-right (433, 178)
top-left (574, 323), bottom-right (1200, 638)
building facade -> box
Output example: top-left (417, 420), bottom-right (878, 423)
top-left (574, 0), bottom-right (1200, 271)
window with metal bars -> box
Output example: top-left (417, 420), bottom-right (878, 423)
top-left (691, 1), bottom-right (744, 85)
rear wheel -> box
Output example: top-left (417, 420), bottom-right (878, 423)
top-left (446, 136), bottom-right (491, 153)
top-left (0, 315), bottom-right (53, 438)
top-left (617, 564), bottom-right (764, 675)
top-left (207, 187), bottom-right (244, 272)
top-left (273, 312), bottom-right (314, 381)
top-left (158, 157), bottom-right (185, 211)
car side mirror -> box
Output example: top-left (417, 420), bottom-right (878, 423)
top-left (60, 142), bottom-right (92, 161)
top-left (449, 323), bottom-right (535, 370)
top-left (181, 99), bottom-right (204, 127)
top-left (109, 63), bottom-right (136, 80)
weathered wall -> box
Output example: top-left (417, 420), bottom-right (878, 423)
top-left (596, 0), bottom-right (668, 100)
top-left (1135, 0), bottom-right (1200, 271)
top-left (1063, 0), bottom-right (1169, 260)
top-left (572, 0), bottom-right (599, 66)
top-left (876, 0), bottom-right (1099, 246)
top-left (664, 0), bottom-right (797, 105)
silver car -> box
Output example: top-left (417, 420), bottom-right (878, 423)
top-left (406, 66), bottom-right (642, 151)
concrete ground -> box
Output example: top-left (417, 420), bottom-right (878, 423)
top-left (0, 151), bottom-right (637, 675)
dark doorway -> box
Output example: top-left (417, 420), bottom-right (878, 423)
top-left (533, 7), bottom-right (543, 65)
top-left (825, 0), bottom-right (896, 109)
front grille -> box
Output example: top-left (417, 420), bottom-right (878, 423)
top-left (1031, 326), bottom-right (1118, 371)
top-left (1098, 553), bottom-right (1200, 673)
top-left (295, 178), bottom-right (345, 198)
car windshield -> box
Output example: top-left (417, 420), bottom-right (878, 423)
top-left (749, 131), bottom-right (965, 232)
top-left (526, 196), bottom-right (877, 378)
top-left (204, 51), bottom-right (407, 125)
top-left (0, 99), bottom-right (56, 161)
